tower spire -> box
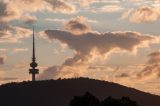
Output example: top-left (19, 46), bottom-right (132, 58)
top-left (29, 26), bottom-right (39, 81)
top-left (32, 26), bottom-right (35, 61)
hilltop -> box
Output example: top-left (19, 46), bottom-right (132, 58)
top-left (0, 78), bottom-right (159, 106)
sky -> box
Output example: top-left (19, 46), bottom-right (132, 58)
top-left (0, 0), bottom-right (160, 95)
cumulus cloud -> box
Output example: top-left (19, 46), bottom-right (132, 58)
top-left (0, 0), bottom-right (76, 23)
top-left (38, 29), bottom-right (156, 80)
top-left (23, 14), bottom-right (37, 24)
top-left (122, 6), bottom-right (160, 23)
top-left (13, 0), bottom-right (76, 14)
top-left (137, 51), bottom-right (160, 79)
top-left (64, 16), bottom-right (92, 35)
top-left (13, 26), bottom-right (32, 39)
top-left (45, 0), bottom-right (76, 13)
top-left (45, 30), bottom-right (153, 65)
top-left (0, 26), bottom-right (32, 43)
top-left (0, 30), bottom-right (12, 39)
top-left (38, 66), bottom-right (60, 80)
top-left (0, 0), bottom-right (20, 23)
top-left (38, 65), bottom-right (88, 80)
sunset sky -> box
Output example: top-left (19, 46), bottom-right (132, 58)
top-left (0, 0), bottom-right (160, 95)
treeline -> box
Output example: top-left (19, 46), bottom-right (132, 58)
top-left (70, 92), bottom-right (139, 106)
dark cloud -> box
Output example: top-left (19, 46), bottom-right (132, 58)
top-left (64, 16), bottom-right (91, 35)
top-left (38, 29), bottom-right (155, 80)
top-left (23, 15), bottom-right (37, 24)
top-left (137, 51), bottom-right (160, 79)
top-left (0, 0), bottom-right (76, 23)
top-left (45, 0), bottom-right (76, 13)
top-left (0, 1), bottom-right (20, 23)
top-left (45, 30), bottom-right (153, 66)
top-left (0, 56), bottom-right (6, 64)
top-left (116, 73), bottom-right (129, 78)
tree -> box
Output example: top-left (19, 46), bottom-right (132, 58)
top-left (70, 92), bottom-right (100, 106)
top-left (70, 92), bottom-right (140, 106)
top-left (99, 96), bottom-right (139, 106)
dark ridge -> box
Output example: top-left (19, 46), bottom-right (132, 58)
top-left (0, 77), bottom-right (159, 106)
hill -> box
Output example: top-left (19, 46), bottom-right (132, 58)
top-left (0, 78), bottom-right (159, 106)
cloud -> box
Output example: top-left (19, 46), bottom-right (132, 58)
top-left (38, 66), bottom-right (60, 80)
top-left (0, 71), bottom-right (18, 83)
top-left (45, 0), bottom-right (76, 13)
top-left (0, 48), bottom-right (8, 52)
top-left (64, 16), bottom-right (92, 35)
top-left (116, 73), bottom-right (129, 78)
top-left (73, 0), bottom-right (123, 13)
top-left (0, 0), bottom-right (20, 23)
top-left (92, 5), bottom-right (124, 13)
top-left (76, 0), bottom-right (95, 7)
top-left (12, 48), bottom-right (28, 53)
top-left (0, 30), bottom-right (12, 39)
top-left (45, 18), bottom-right (67, 23)
top-left (74, 0), bottom-right (121, 7)
top-left (148, 51), bottom-right (160, 64)
top-left (37, 65), bottom-right (87, 80)
top-left (137, 51), bottom-right (160, 79)
top-left (38, 29), bottom-right (156, 80)
top-left (0, 55), bottom-right (6, 64)
top-left (13, 26), bottom-right (32, 39)
top-left (122, 6), bottom-right (160, 23)
top-left (0, 0), bottom-right (76, 23)
top-left (14, 63), bottom-right (28, 69)
top-left (45, 17), bottom-right (97, 25)
top-left (11, 0), bottom-right (77, 14)
top-left (45, 30), bottom-right (153, 65)
top-left (23, 14), bottom-right (37, 24)
top-left (0, 26), bottom-right (32, 43)
top-left (0, 77), bottom-right (18, 81)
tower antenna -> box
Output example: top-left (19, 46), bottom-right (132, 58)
top-left (29, 25), bottom-right (39, 81)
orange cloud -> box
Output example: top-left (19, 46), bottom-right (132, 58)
top-left (38, 29), bottom-right (157, 80)
top-left (0, 26), bottom-right (32, 43)
top-left (12, 48), bottom-right (28, 53)
top-left (0, 1), bottom-right (20, 23)
top-left (138, 51), bottom-right (160, 79)
top-left (23, 14), bottom-right (37, 24)
top-left (45, 30), bottom-right (154, 66)
top-left (0, 0), bottom-right (76, 23)
top-left (45, 0), bottom-right (76, 13)
top-left (122, 6), bottom-right (160, 23)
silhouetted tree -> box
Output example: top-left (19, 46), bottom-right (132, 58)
top-left (70, 92), bottom-right (140, 106)
top-left (100, 96), bottom-right (139, 106)
top-left (120, 97), bottom-right (139, 106)
top-left (100, 96), bottom-right (120, 106)
top-left (70, 92), bottom-right (100, 106)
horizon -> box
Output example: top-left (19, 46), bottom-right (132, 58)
top-left (0, 0), bottom-right (160, 96)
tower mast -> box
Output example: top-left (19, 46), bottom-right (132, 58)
top-left (29, 26), bottom-right (39, 81)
